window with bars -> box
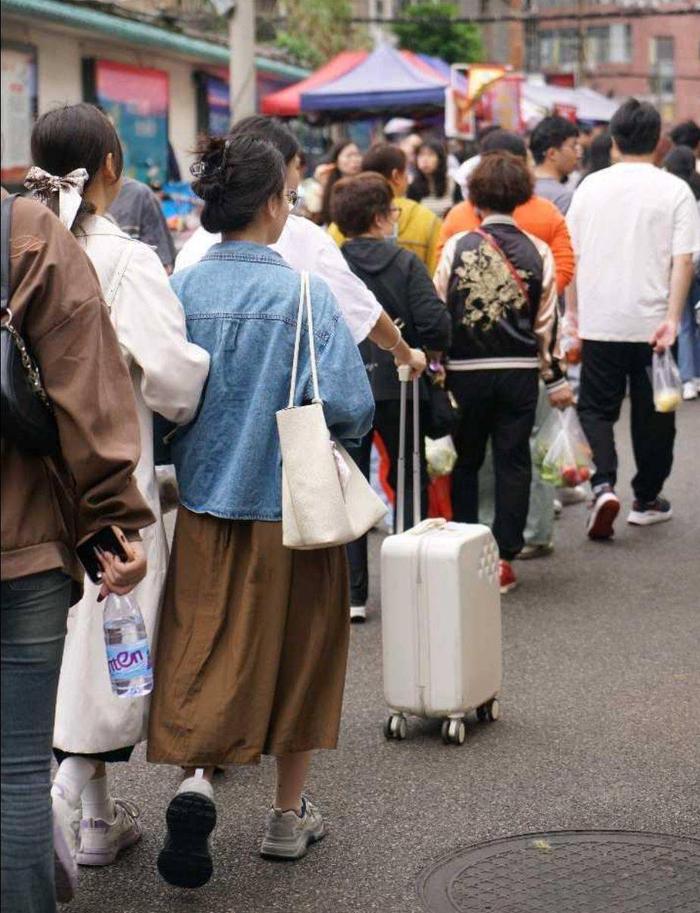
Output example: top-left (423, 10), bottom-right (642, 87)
top-left (650, 36), bottom-right (675, 98)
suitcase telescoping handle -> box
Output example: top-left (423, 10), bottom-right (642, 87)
top-left (396, 364), bottom-right (421, 534)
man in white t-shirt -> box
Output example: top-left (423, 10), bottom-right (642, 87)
top-left (176, 116), bottom-right (426, 376)
top-left (566, 99), bottom-right (700, 541)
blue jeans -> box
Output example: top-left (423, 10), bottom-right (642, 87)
top-left (1, 570), bottom-right (71, 913)
top-left (678, 279), bottom-right (700, 384)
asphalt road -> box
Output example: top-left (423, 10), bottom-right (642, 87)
top-left (64, 402), bottom-right (700, 913)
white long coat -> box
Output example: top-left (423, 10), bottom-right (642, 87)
top-left (53, 214), bottom-right (210, 754)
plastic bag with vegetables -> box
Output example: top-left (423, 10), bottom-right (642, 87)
top-left (534, 407), bottom-right (594, 488)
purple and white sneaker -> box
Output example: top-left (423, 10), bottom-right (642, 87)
top-left (52, 783), bottom-right (80, 902)
top-left (76, 799), bottom-right (141, 867)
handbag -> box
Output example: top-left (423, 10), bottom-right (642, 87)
top-left (1, 195), bottom-right (60, 457)
top-left (276, 271), bottom-right (387, 550)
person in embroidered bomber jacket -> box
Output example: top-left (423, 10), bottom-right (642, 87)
top-left (434, 152), bottom-right (572, 593)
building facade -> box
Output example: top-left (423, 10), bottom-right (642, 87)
top-left (471, 0), bottom-right (700, 123)
top-left (0, 0), bottom-right (306, 185)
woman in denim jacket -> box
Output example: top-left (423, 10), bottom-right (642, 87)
top-left (147, 134), bottom-right (374, 888)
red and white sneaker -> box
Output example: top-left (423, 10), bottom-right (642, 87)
top-left (499, 560), bottom-right (518, 594)
top-left (586, 486), bottom-right (620, 540)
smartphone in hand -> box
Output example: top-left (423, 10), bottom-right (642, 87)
top-left (76, 526), bottom-right (132, 584)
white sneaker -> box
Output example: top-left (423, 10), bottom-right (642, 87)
top-left (76, 798), bottom-right (141, 866)
top-left (559, 485), bottom-right (588, 505)
top-left (350, 605), bottom-right (367, 623)
top-left (627, 497), bottom-right (673, 527)
top-left (682, 381), bottom-right (698, 401)
top-left (260, 796), bottom-right (325, 860)
top-left (51, 784), bottom-right (80, 902)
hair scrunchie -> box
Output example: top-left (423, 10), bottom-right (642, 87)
top-left (24, 166), bottom-right (89, 229)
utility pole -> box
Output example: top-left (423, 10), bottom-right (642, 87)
top-left (576, 0), bottom-right (585, 86)
top-left (214, 0), bottom-right (257, 119)
top-left (230, 0), bottom-right (257, 118)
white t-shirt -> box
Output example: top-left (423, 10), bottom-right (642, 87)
top-left (566, 162), bottom-right (700, 342)
top-left (174, 215), bottom-right (382, 344)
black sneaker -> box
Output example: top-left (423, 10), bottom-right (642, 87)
top-left (627, 497), bottom-right (673, 526)
top-left (586, 485), bottom-right (620, 540)
top-left (157, 791), bottom-right (217, 888)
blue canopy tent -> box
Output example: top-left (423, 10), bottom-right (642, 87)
top-left (300, 44), bottom-right (448, 113)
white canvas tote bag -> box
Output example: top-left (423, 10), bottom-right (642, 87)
top-left (276, 271), bottom-right (387, 550)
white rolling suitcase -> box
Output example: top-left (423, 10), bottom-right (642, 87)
top-left (380, 368), bottom-right (503, 746)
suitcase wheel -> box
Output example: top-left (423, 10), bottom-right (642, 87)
top-left (441, 718), bottom-right (466, 746)
top-left (384, 714), bottom-right (407, 741)
top-left (476, 698), bottom-right (500, 724)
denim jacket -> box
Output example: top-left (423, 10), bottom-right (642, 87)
top-left (170, 241), bottom-right (375, 521)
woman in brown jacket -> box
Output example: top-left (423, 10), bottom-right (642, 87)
top-left (0, 192), bottom-right (153, 913)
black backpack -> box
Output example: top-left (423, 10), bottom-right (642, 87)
top-left (1, 194), bottom-right (60, 456)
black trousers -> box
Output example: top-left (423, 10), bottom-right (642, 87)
top-left (578, 340), bottom-right (676, 502)
top-left (345, 399), bottom-right (428, 606)
top-left (449, 369), bottom-right (539, 561)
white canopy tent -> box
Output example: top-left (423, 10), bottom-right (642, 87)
top-left (522, 80), bottom-right (621, 124)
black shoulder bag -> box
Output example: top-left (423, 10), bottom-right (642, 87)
top-left (1, 195), bottom-right (60, 456)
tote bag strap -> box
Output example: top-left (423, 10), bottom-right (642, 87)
top-left (287, 270), bottom-right (321, 407)
top-left (103, 242), bottom-right (134, 312)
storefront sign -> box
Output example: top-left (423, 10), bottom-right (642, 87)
top-left (94, 60), bottom-right (169, 185)
top-left (553, 103), bottom-right (578, 123)
top-left (1, 44), bottom-right (37, 184)
top-left (480, 76), bottom-right (525, 133)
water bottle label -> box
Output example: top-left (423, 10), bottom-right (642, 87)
top-left (106, 639), bottom-right (151, 682)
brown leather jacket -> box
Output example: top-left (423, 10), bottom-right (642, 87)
top-left (1, 192), bottom-right (154, 599)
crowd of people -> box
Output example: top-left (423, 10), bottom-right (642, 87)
top-left (1, 98), bottom-right (699, 912)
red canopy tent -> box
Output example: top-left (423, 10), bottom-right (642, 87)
top-left (261, 50), bottom-right (366, 116)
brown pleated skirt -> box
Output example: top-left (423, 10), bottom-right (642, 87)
top-left (147, 508), bottom-right (349, 766)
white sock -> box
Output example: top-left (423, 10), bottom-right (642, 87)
top-left (177, 768), bottom-right (214, 801)
top-left (53, 757), bottom-right (98, 806)
top-left (81, 775), bottom-right (114, 822)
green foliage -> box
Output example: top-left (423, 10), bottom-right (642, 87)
top-left (274, 32), bottom-right (325, 69)
top-left (280, 0), bottom-right (368, 61)
top-left (392, 2), bottom-right (483, 64)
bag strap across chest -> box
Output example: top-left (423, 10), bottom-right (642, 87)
top-left (474, 227), bottom-right (530, 301)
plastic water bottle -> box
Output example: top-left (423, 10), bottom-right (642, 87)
top-left (103, 593), bottom-right (153, 697)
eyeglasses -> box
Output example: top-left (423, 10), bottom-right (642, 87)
top-left (286, 189), bottom-right (299, 207)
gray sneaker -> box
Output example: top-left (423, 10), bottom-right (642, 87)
top-left (260, 797), bottom-right (325, 860)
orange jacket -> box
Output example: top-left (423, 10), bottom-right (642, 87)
top-left (437, 196), bottom-right (575, 295)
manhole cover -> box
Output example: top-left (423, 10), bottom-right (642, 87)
top-left (418, 830), bottom-right (700, 913)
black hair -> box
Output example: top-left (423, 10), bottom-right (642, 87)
top-left (30, 103), bottom-right (124, 229)
top-left (664, 145), bottom-right (700, 200)
top-left (530, 116), bottom-right (580, 164)
top-left (191, 134), bottom-right (286, 233)
top-left (476, 124), bottom-right (501, 148)
top-left (578, 132), bottom-right (613, 185)
top-left (229, 115), bottom-right (301, 165)
top-left (481, 129), bottom-right (528, 160)
top-left (610, 99), bottom-right (661, 156)
top-left (407, 140), bottom-right (448, 201)
top-left (320, 140), bottom-right (360, 226)
top-left (669, 120), bottom-right (700, 151)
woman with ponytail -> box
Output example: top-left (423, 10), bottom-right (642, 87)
top-left (27, 103), bottom-right (209, 887)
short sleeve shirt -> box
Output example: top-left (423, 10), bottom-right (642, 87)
top-left (567, 163), bottom-right (700, 342)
